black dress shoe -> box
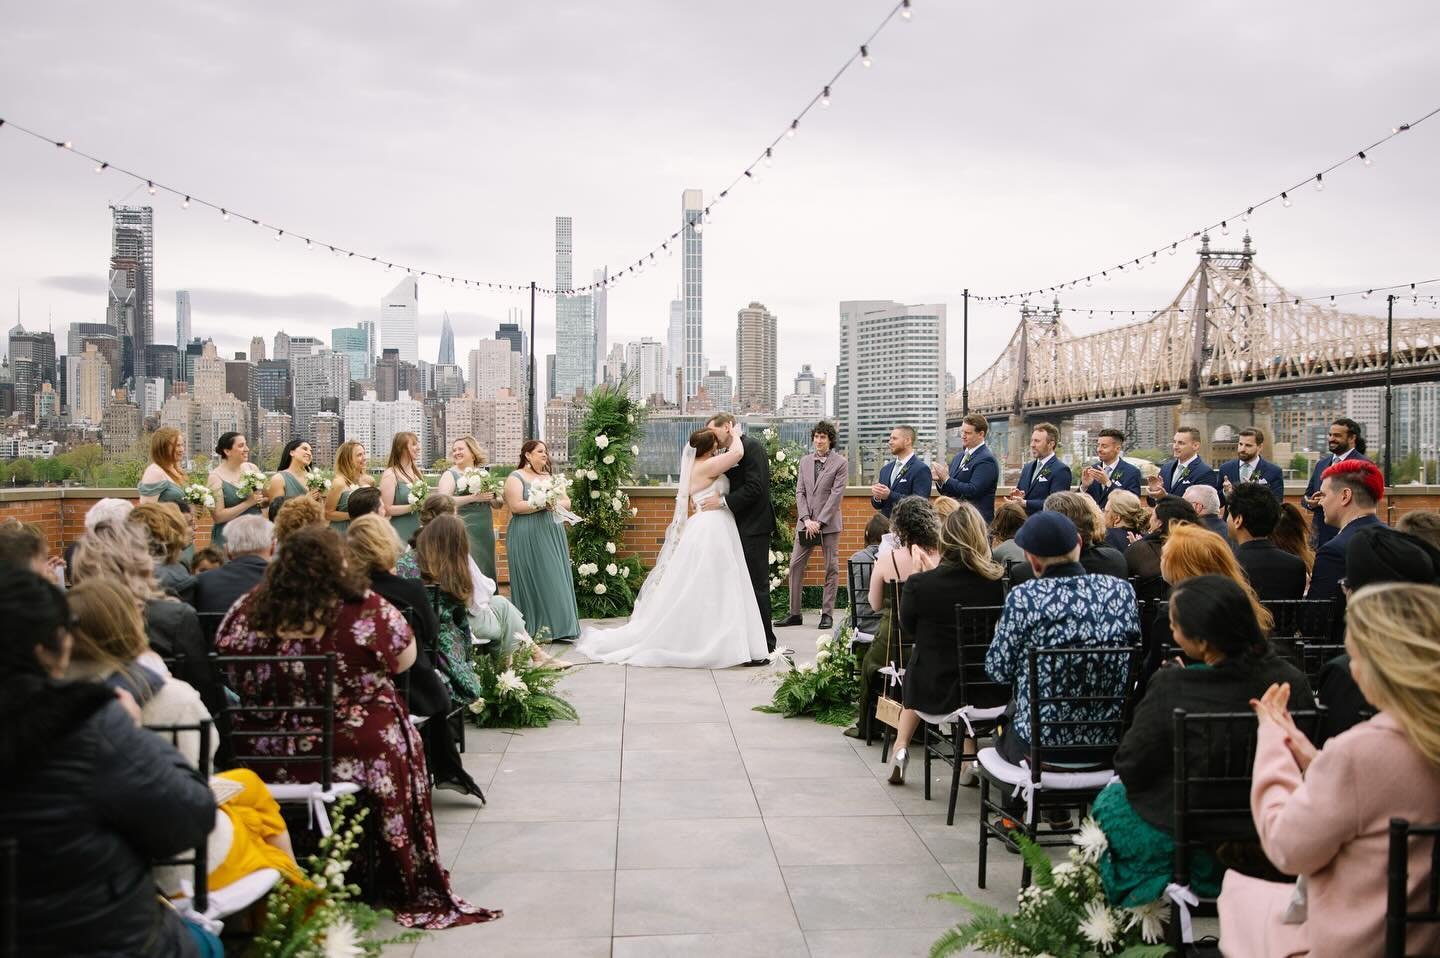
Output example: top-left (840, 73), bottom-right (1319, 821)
top-left (818, 614), bottom-right (833, 630)
top-left (740, 658), bottom-right (770, 667)
top-left (773, 614), bottom-right (803, 628)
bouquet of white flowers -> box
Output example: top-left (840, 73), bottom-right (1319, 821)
top-left (525, 473), bottom-right (571, 512)
top-left (409, 477), bottom-right (430, 505)
top-left (457, 467), bottom-right (502, 497)
top-left (305, 469), bottom-right (333, 493)
top-left (182, 483), bottom-right (216, 509)
top-left (236, 470), bottom-right (268, 499)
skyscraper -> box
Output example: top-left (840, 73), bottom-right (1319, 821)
top-left (72, 342), bottom-right (111, 424)
top-left (65, 322), bottom-right (120, 411)
top-left (437, 312), bottom-right (456, 365)
top-left (380, 276), bottom-right (419, 365)
top-left (331, 326), bottom-right (370, 380)
top-left (293, 350), bottom-right (351, 441)
top-left (553, 217), bottom-right (595, 398)
top-left (681, 189), bottom-right (704, 400)
top-left (781, 363), bottom-right (827, 420)
top-left (356, 320), bottom-right (376, 378)
top-left (592, 268), bottom-right (608, 383)
top-left (110, 206), bottom-right (153, 382)
top-left (468, 340), bottom-right (516, 399)
top-left (702, 367), bottom-right (734, 413)
top-left (273, 331), bottom-right (291, 363)
top-left (7, 323), bottom-right (56, 427)
top-left (625, 338), bottom-right (666, 406)
top-left (835, 300), bottom-right (947, 462)
top-left (175, 290), bottom-right (191, 347)
top-left (665, 298), bottom-right (684, 403)
top-left (192, 341), bottom-right (226, 401)
top-left (496, 317), bottom-right (525, 355)
top-left (734, 302), bottom-right (777, 413)
top-left (249, 336), bottom-right (267, 363)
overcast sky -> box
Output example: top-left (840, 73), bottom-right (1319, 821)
top-left (2, 0), bottom-right (1437, 397)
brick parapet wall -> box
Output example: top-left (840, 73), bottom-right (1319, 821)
top-left (4, 485), bottom-right (1438, 588)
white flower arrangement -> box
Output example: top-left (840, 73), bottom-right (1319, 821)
top-left (577, 562), bottom-right (599, 576)
top-left (1073, 818), bottom-right (1108, 865)
top-left (619, 566), bottom-right (630, 578)
top-left (467, 696), bottom-right (487, 714)
top-left (594, 434), bottom-right (610, 450)
top-left (816, 634), bottom-right (832, 650)
top-left (526, 473), bottom-right (572, 511)
top-left (457, 466), bottom-right (501, 496)
top-left (775, 450), bottom-right (786, 461)
top-left (496, 669), bottom-right (528, 697)
top-left (408, 477), bottom-right (430, 504)
top-left (627, 414), bottom-right (635, 423)
top-left (1077, 900), bottom-right (1118, 948)
top-left (183, 483), bottom-right (216, 509)
top-left (815, 649), bottom-right (830, 662)
top-left (590, 490), bottom-right (601, 499)
top-left (236, 470), bottom-right (268, 498)
top-left (593, 583), bottom-right (607, 595)
top-left (630, 507), bottom-right (638, 516)
top-left (306, 469), bottom-right (334, 493)
top-left (605, 562), bottom-right (618, 575)
top-left (605, 541), bottom-right (616, 554)
top-left (321, 916), bottom-right (363, 957)
top-left (630, 444), bottom-right (639, 455)
top-left (611, 498), bottom-right (624, 512)
top-left (602, 454), bottom-right (615, 465)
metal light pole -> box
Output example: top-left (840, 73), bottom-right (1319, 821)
top-left (1384, 294), bottom-right (1394, 491)
top-left (961, 288), bottom-right (970, 415)
top-left (527, 281), bottom-right (537, 439)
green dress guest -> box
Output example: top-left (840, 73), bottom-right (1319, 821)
top-left (436, 436), bottom-right (499, 581)
top-left (330, 488), bottom-right (354, 534)
top-left (326, 440), bottom-right (374, 536)
top-left (380, 431), bottom-right (425, 547)
top-left (503, 441), bottom-right (580, 642)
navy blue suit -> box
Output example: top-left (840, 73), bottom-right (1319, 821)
top-left (1154, 457), bottom-right (1220, 501)
top-left (1218, 457), bottom-right (1285, 503)
top-left (1079, 458), bottom-right (1143, 510)
top-left (1014, 456), bottom-right (1072, 515)
top-left (872, 455), bottom-right (932, 518)
top-left (1307, 513), bottom-right (1383, 601)
top-left (1303, 451), bottom-right (1370, 549)
top-left (936, 444), bottom-right (999, 524)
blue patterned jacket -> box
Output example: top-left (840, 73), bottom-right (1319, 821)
top-left (984, 562), bottom-right (1140, 747)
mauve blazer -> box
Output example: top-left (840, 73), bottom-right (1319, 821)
top-left (796, 451), bottom-right (848, 533)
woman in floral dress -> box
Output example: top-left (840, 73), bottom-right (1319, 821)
top-left (215, 525), bottom-right (500, 929)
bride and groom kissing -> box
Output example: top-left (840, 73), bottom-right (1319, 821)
top-left (576, 413), bottom-right (779, 669)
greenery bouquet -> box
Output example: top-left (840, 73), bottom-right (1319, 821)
top-left (567, 384), bottom-right (647, 617)
top-left (754, 627), bottom-right (861, 726)
top-left (468, 634), bottom-right (579, 728)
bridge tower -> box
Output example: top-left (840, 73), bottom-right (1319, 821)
top-left (1006, 296), bottom-right (1063, 469)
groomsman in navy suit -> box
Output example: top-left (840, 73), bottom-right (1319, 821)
top-left (1079, 427), bottom-right (1142, 510)
top-left (869, 425), bottom-right (932, 518)
top-left (1007, 422), bottom-right (1072, 516)
top-left (1146, 425), bottom-right (1220, 504)
top-left (1218, 427), bottom-right (1285, 504)
top-left (932, 414), bottom-right (999, 523)
top-left (1302, 417), bottom-right (1370, 549)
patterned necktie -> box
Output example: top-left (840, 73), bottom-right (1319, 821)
top-left (814, 458), bottom-right (824, 482)
top-left (1241, 462), bottom-right (1252, 483)
top-left (960, 450), bottom-right (972, 469)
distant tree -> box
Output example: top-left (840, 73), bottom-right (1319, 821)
top-left (1130, 448), bottom-right (1168, 465)
top-left (7, 459), bottom-right (35, 486)
top-left (61, 444), bottom-right (104, 484)
top-left (430, 457), bottom-right (452, 472)
top-left (1289, 453), bottom-right (1312, 477)
top-left (1391, 452), bottom-right (1423, 485)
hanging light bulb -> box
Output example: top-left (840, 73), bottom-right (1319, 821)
top-left (1168, 243), bottom-right (1177, 256)
top-left (1281, 192), bottom-right (1292, 208)
top-left (1242, 207), bottom-right (1253, 222)
top-left (1220, 220), bottom-right (1229, 235)
top-left (664, 242), bottom-right (672, 257)
top-left (1313, 173), bottom-right (1324, 191)
top-left (94, 162), bottom-right (107, 174)
top-left (821, 86), bottom-right (832, 107)
top-left (1361, 289), bottom-right (1371, 300)
top-left (787, 119), bottom-right (799, 138)
top-left (764, 147), bottom-right (774, 168)
top-left (692, 220), bottom-right (704, 236)
top-left (901, 0), bottom-right (913, 19)
top-left (221, 209), bottom-right (230, 221)
top-left (146, 181), bottom-right (156, 195)
top-left (860, 45), bottom-right (871, 67)
top-left (1359, 151), bottom-right (1372, 167)
top-left (274, 230), bottom-right (282, 241)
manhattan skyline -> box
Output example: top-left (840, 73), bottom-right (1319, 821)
top-left (2, 0), bottom-right (1438, 393)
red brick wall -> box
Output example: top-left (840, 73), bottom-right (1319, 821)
top-left (5, 486), bottom-right (1438, 588)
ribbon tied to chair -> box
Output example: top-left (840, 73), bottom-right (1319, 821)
top-left (877, 664), bottom-right (906, 688)
top-left (1164, 882), bottom-right (1199, 943)
top-left (267, 782), bottom-right (362, 837)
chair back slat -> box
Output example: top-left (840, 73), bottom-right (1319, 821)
top-left (846, 559), bottom-right (872, 626)
top-left (216, 653), bottom-right (337, 791)
top-left (953, 605), bottom-right (1006, 709)
top-left (1026, 646), bottom-right (1138, 776)
top-left (196, 610), bottom-right (226, 643)
top-left (1385, 818), bottom-right (1440, 958)
top-left (145, 719), bottom-right (213, 914)
top-left (0, 837), bottom-right (15, 958)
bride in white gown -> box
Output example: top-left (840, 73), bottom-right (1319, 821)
top-left (576, 426), bottom-right (769, 668)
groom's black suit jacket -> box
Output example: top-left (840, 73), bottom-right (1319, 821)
top-left (726, 434), bottom-right (776, 539)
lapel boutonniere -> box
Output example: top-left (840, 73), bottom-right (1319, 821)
top-left (1037, 465), bottom-right (1052, 480)
top-left (1177, 464), bottom-right (1191, 481)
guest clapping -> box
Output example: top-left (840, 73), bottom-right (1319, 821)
top-left (870, 425), bottom-right (933, 519)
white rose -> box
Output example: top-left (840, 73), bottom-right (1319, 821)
top-left (798, 661), bottom-right (816, 673)
top-left (815, 649), bottom-right (831, 662)
top-left (775, 450), bottom-right (786, 461)
top-left (594, 583), bottom-right (607, 595)
top-left (630, 445), bottom-right (639, 455)
top-left (816, 635), bottom-right (831, 649)
top-left (606, 563), bottom-right (618, 575)
top-left (594, 434), bottom-right (610, 449)
top-left (619, 566), bottom-right (630, 577)
top-left (590, 490), bottom-right (600, 499)
top-left (605, 541), bottom-right (616, 553)
top-left (630, 507), bottom-right (638, 516)
top-left (627, 414), bottom-right (635, 423)
top-left (603, 454), bottom-right (615, 465)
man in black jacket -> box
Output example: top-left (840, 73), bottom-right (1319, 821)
top-left (192, 514), bottom-right (274, 629)
top-left (698, 414), bottom-right (777, 659)
top-left (1225, 483), bottom-right (1306, 600)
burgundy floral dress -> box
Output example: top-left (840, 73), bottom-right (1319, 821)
top-left (215, 590), bottom-right (500, 928)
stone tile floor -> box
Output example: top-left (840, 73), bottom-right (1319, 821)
top-left (378, 620), bottom-right (1086, 957)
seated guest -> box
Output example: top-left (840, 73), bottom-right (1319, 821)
top-left (346, 484), bottom-right (384, 520)
top-left (1125, 495), bottom-right (1195, 602)
top-left (1308, 458), bottom-right (1384, 600)
top-left (1226, 483), bottom-right (1307, 600)
top-left (988, 500), bottom-right (1028, 571)
top-left (62, 577), bottom-right (304, 895)
top-left (1093, 575), bottom-right (1313, 906)
top-left (272, 494), bottom-right (327, 546)
top-left (1218, 583), bottom-right (1440, 958)
top-left (83, 496), bottom-right (134, 530)
top-left (1314, 526), bottom-right (1440, 745)
top-left (71, 520), bottom-right (223, 720)
top-left (886, 503), bottom-right (1006, 785)
top-left (346, 514), bottom-right (480, 800)
top-left (215, 526), bottom-right (500, 929)
top-left (1272, 501), bottom-right (1316, 574)
top-left (1009, 491), bottom-right (1127, 584)
top-left (0, 567), bottom-right (218, 958)
top-left (410, 491), bottom-right (458, 548)
top-left (986, 511), bottom-right (1141, 767)
top-left (1396, 509), bottom-right (1440, 550)
top-left (191, 545), bottom-right (226, 574)
top-left (192, 514), bottom-right (274, 621)
top-left (1183, 483), bottom-right (1229, 541)
top-left (847, 513), bottom-right (890, 639)
top-left (1101, 489), bottom-right (1150, 554)
top-left (0, 520), bottom-right (65, 585)
top-left (128, 502), bottom-right (196, 600)
top-left (858, 497), bottom-right (941, 741)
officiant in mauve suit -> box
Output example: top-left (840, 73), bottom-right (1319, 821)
top-left (775, 421), bottom-right (848, 631)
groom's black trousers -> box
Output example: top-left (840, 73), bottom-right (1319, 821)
top-left (740, 532), bottom-right (778, 653)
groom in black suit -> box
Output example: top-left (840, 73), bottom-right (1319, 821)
top-left (698, 413), bottom-right (777, 659)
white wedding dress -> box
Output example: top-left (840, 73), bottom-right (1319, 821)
top-left (576, 475), bottom-right (770, 668)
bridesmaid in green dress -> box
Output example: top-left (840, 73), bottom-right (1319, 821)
top-left (436, 435), bottom-right (499, 581)
top-left (138, 426), bottom-right (195, 567)
top-left (325, 440), bottom-right (374, 534)
top-left (206, 431), bottom-right (267, 551)
top-left (266, 439), bottom-right (315, 513)
top-left (503, 439), bottom-right (580, 641)
top-left (379, 431), bottom-right (424, 545)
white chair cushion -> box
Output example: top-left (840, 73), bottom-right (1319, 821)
top-left (174, 867), bottom-right (283, 921)
top-left (975, 746), bottom-right (1114, 791)
top-left (915, 704), bottom-right (1006, 728)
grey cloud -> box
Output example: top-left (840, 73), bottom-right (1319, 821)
top-left (40, 275), bottom-right (108, 296)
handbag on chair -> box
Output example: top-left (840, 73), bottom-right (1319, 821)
top-left (874, 578), bottom-right (906, 730)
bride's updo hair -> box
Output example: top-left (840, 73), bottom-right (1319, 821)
top-left (688, 428), bottom-right (718, 457)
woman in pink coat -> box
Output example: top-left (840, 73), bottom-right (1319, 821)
top-left (1218, 582), bottom-right (1440, 957)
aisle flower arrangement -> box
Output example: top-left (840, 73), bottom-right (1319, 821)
top-left (754, 628), bottom-right (861, 726)
top-left (567, 385), bottom-right (647, 617)
top-left (468, 631), bottom-right (579, 728)
top-left (929, 826), bottom-right (1169, 957)
top-left (761, 427), bottom-right (807, 617)
top-left (247, 795), bottom-right (424, 957)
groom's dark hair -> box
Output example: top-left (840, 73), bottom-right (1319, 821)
top-left (706, 412), bottom-right (736, 428)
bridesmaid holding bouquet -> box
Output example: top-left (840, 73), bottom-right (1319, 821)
top-left (326, 440), bottom-right (374, 534)
top-left (380, 431), bottom-right (425, 545)
top-left (436, 435), bottom-right (499, 581)
top-left (266, 439), bottom-right (316, 511)
top-left (503, 440), bottom-right (580, 641)
top-left (207, 432), bottom-right (267, 550)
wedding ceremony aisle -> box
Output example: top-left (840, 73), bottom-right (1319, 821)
top-left (380, 620), bottom-right (1024, 957)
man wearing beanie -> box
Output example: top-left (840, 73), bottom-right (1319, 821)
top-left (984, 511), bottom-right (1141, 768)
top-left (1315, 525), bottom-right (1440, 744)
top-left (1307, 458), bottom-right (1385, 601)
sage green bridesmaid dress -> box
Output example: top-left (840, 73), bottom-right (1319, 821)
top-left (505, 474), bottom-right (580, 641)
top-left (330, 487), bottom-right (353, 535)
top-left (389, 477), bottom-right (421, 545)
top-left (447, 467), bottom-right (498, 581)
top-left (211, 479), bottom-right (262, 550)
top-left (137, 476), bottom-right (196, 568)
